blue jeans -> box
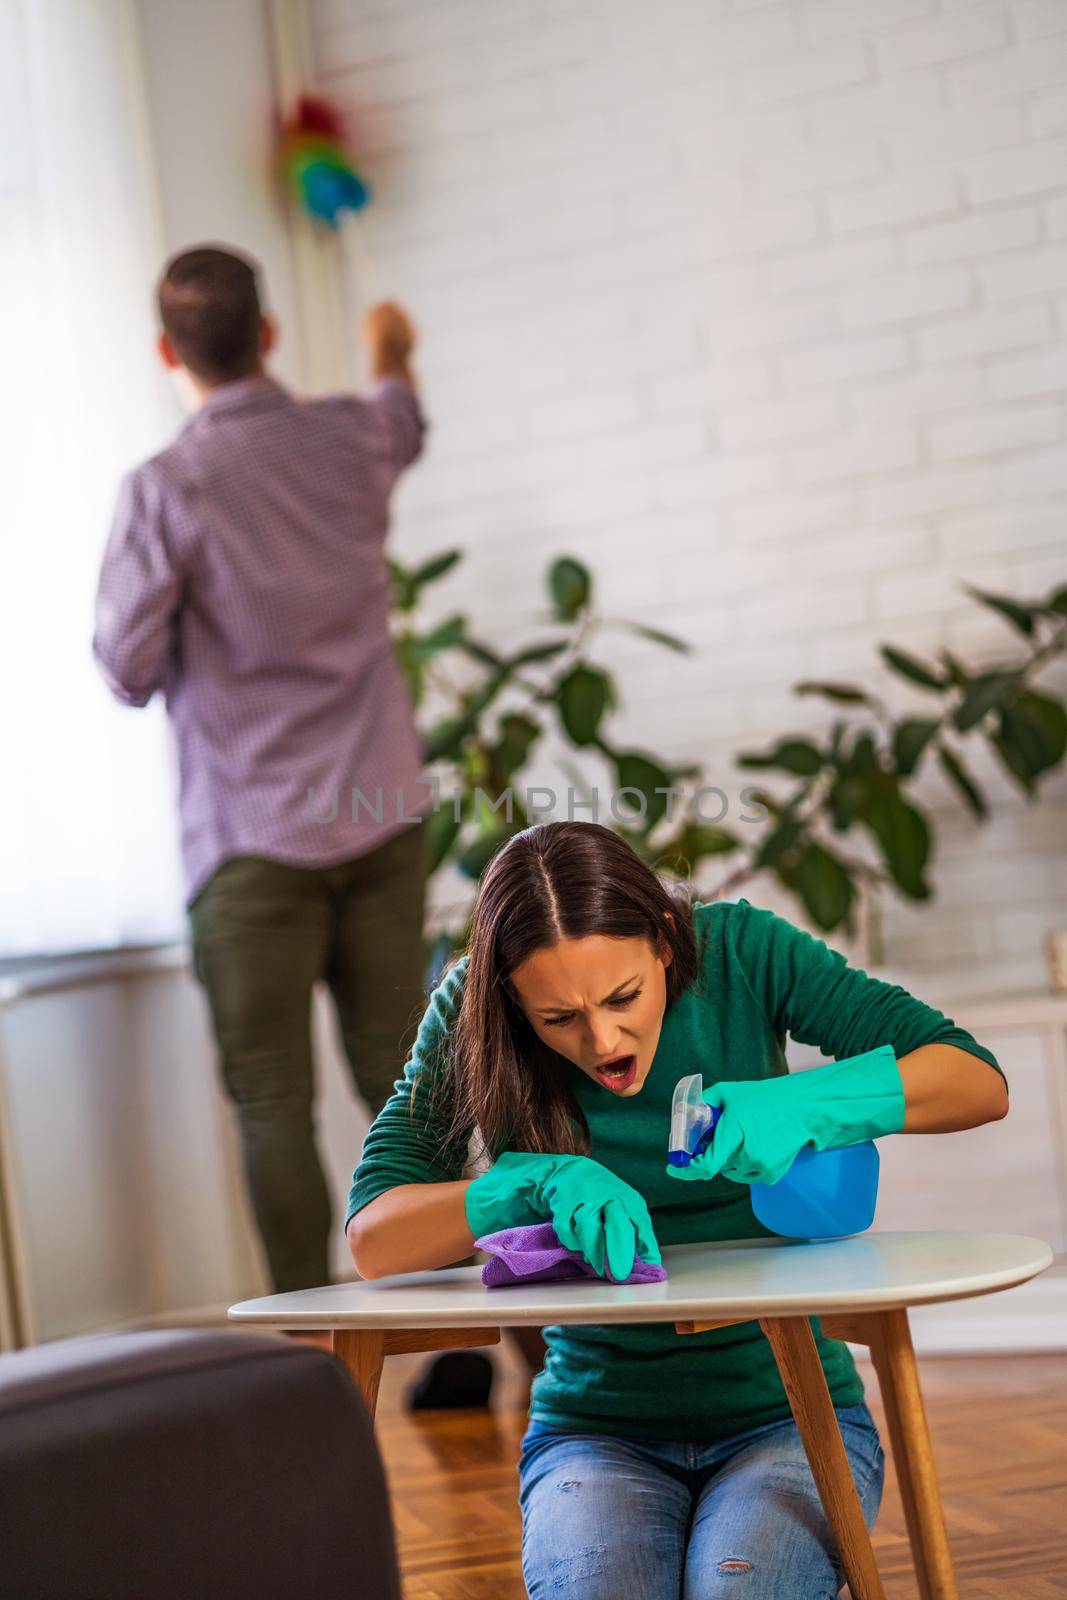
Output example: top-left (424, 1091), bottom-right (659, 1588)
top-left (518, 1403), bottom-right (884, 1599)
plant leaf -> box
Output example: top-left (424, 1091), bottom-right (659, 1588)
top-left (394, 633), bottom-right (424, 703)
top-left (756, 815), bottom-right (805, 868)
top-left (558, 665), bottom-right (612, 747)
top-left (413, 548), bottom-right (463, 587)
top-left (991, 691), bottom-right (1067, 794)
top-left (426, 802), bottom-right (466, 873)
top-left (1046, 584), bottom-right (1067, 617)
top-left (795, 843), bottom-right (856, 931)
top-left (744, 787), bottom-right (785, 820)
top-left (403, 614), bottom-right (468, 662)
top-left (612, 751), bottom-right (674, 829)
top-left (456, 827), bottom-right (520, 881)
top-left (937, 649), bottom-right (969, 688)
top-left (389, 559), bottom-right (418, 613)
top-left (795, 681), bottom-right (871, 705)
top-left (826, 730), bottom-right (884, 828)
top-left (892, 717), bottom-right (941, 777)
top-left (622, 620), bottom-right (692, 654)
top-left (654, 824), bottom-right (741, 876)
top-left (990, 725), bottom-right (1036, 796)
top-left (423, 665), bottom-right (511, 762)
top-left (491, 713), bottom-right (541, 782)
top-left (937, 745), bottom-right (988, 821)
top-left (952, 669), bottom-right (1022, 733)
top-left (548, 556), bottom-right (592, 621)
top-left (738, 738), bottom-right (822, 777)
top-left (1017, 692), bottom-right (1067, 773)
top-left (864, 789), bottom-right (930, 899)
top-left (827, 775), bottom-right (870, 830)
top-left (458, 638), bottom-right (505, 669)
top-left (423, 717), bottom-right (470, 764)
top-left (506, 639), bottom-right (570, 668)
top-left (880, 644), bottom-right (946, 692)
top-left (965, 585), bottom-right (1036, 636)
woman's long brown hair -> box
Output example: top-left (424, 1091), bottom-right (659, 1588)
top-left (439, 820), bottom-right (699, 1160)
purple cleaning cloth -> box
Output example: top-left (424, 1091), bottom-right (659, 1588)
top-left (475, 1221), bottom-right (668, 1288)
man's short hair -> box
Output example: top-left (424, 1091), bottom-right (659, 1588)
top-left (157, 246), bottom-right (263, 384)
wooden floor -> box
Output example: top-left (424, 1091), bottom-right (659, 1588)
top-left (373, 1345), bottom-right (1067, 1599)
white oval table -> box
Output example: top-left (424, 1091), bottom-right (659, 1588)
top-left (231, 1231), bottom-right (1052, 1600)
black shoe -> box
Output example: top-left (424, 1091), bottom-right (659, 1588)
top-left (406, 1350), bottom-right (494, 1410)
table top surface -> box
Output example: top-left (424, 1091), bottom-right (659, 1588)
top-left (228, 1231), bottom-right (1053, 1330)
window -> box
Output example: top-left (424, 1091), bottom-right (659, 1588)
top-left (0, 0), bottom-right (184, 955)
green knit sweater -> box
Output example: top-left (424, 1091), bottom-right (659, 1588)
top-left (347, 898), bottom-right (1003, 1441)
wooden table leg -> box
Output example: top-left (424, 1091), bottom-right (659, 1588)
top-left (760, 1316), bottom-right (887, 1600)
top-left (328, 1327), bottom-right (502, 1421)
top-left (865, 1310), bottom-right (958, 1600)
top-left (332, 1329), bottom-right (386, 1416)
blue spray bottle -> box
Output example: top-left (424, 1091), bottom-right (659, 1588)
top-left (668, 1073), bottom-right (880, 1240)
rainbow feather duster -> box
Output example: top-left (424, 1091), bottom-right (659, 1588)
top-left (280, 95), bottom-right (371, 226)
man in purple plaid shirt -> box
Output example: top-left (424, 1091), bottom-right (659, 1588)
top-left (94, 247), bottom-right (431, 1293)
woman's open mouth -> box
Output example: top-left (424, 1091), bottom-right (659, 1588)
top-left (593, 1055), bottom-right (638, 1092)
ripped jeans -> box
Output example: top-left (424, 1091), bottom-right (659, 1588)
top-left (518, 1402), bottom-right (883, 1599)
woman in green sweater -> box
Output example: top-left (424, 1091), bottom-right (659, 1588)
top-left (347, 821), bottom-right (1007, 1599)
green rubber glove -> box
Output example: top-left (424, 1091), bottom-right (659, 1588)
top-left (666, 1044), bottom-right (905, 1187)
top-left (465, 1151), bottom-right (661, 1281)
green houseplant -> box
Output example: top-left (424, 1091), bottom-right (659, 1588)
top-left (391, 551), bottom-right (736, 970)
top-left (390, 553), bottom-right (1066, 965)
top-left (730, 580), bottom-right (1066, 934)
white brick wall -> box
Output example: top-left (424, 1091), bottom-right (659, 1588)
top-left (313, 0), bottom-right (1067, 997)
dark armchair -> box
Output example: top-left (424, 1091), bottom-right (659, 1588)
top-left (0, 1328), bottom-right (400, 1600)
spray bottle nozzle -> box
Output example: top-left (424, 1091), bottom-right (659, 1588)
top-left (667, 1073), bottom-right (722, 1167)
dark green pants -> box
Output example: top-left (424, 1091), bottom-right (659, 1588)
top-left (189, 820), bottom-right (427, 1293)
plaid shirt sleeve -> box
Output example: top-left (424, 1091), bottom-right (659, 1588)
top-left (367, 377), bottom-right (427, 478)
top-left (93, 465), bottom-right (184, 708)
